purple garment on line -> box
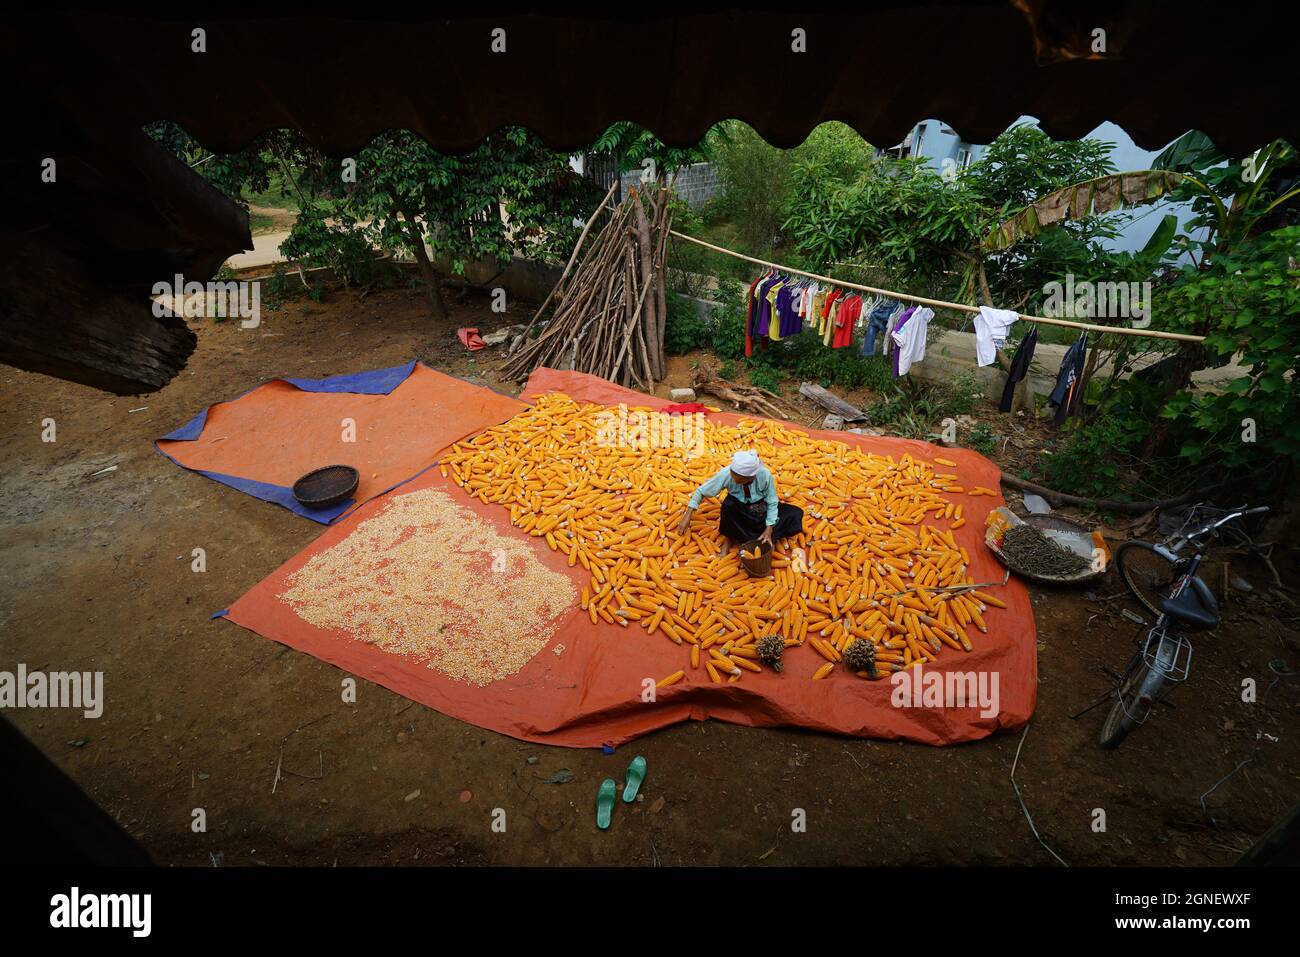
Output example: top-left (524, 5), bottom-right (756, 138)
top-left (776, 284), bottom-right (798, 337)
top-left (891, 306), bottom-right (917, 378)
top-left (785, 285), bottom-right (805, 336)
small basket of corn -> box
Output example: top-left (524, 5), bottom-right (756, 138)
top-left (738, 539), bottom-right (774, 578)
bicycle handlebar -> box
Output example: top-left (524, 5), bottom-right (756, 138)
top-left (1187, 505), bottom-right (1268, 542)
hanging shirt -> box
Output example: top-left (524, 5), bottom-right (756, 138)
top-left (753, 276), bottom-right (770, 338)
top-left (886, 306), bottom-right (915, 363)
top-left (892, 306), bottom-right (933, 376)
top-left (802, 283), bottom-right (820, 328)
top-left (826, 291), bottom-right (852, 346)
top-left (780, 283), bottom-right (801, 338)
top-left (764, 279), bottom-right (786, 340)
top-left (810, 289), bottom-right (827, 334)
top-left (687, 465), bottom-right (779, 527)
top-left (1047, 332), bottom-right (1089, 425)
top-left (999, 326), bottom-right (1039, 412)
top-left (770, 282), bottom-right (788, 340)
top-left (820, 289), bottom-right (843, 339)
top-left (755, 274), bottom-right (781, 338)
top-left (974, 306), bottom-right (1019, 367)
top-left (833, 294), bottom-right (861, 348)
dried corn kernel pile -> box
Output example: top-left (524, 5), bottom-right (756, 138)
top-left (279, 486), bottom-right (576, 686)
top-left (441, 394), bottom-right (1006, 685)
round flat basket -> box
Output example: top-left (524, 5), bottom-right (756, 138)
top-left (739, 539), bottom-right (773, 577)
top-left (985, 510), bottom-right (1105, 585)
top-left (292, 465), bottom-right (359, 509)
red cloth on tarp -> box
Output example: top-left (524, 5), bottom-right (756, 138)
top-left (457, 327), bottom-right (485, 351)
top-left (660, 402), bottom-right (711, 414)
top-left (222, 367), bottom-right (1037, 748)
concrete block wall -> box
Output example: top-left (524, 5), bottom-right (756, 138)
top-left (619, 162), bottom-right (719, 209)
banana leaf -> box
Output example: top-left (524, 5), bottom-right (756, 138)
top-left (1152, 130), bottom-right (1226, 173)
top-left (1133, 214), bottom-right (1179, 270)
top-left (982, 171), bottom-right (1186, 252)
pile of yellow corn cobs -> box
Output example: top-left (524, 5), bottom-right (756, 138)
top-left (440, 394), bottom-right (1007, 686)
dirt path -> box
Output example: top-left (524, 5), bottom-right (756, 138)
top-left (1, 282), bottom-right (1297, 866)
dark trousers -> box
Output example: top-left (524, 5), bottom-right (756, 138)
top-left (719, 494), bottom-right (804, 543)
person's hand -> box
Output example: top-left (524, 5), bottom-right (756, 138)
top-left (676, 509), bottom-right (694, 536)
top-left (759, 525), bottom-right (774, 545)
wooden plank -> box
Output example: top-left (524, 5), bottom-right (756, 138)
top-left (799, 382), bottom-right (866, 421)
top-left (0, 236), bottom-right (196, 395)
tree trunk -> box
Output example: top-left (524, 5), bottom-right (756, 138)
top-left (398, 205), bottom-right (448, 322)
top-left (1140, 343), bottom-right (1203, 456)
top-left (630, 189), bottom-right (658, 383)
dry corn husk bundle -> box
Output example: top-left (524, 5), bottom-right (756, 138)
top-left (501, 178), bottom-right (673, 389)
top-left (441, 393), bottom-right (1009, 685)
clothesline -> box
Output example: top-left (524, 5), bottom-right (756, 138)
top-left (669, 231), bottom-right (1205, 344)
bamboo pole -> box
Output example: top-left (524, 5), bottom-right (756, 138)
top-left (668, 230), bottom-right (1205, 343)
top-left (503, 182), bottom-right (673, 386)
top-left (527, 178), bottom-right (620, 325)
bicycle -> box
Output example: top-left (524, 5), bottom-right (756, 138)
top-left (1113, 504), bottom-right (1273, 619)
top-left (1099, 505), bottom-right (1270, 748)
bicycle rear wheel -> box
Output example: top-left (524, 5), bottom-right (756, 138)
top-left (1099, 654), bottom-right (1154, 748)
top-left (1114, 540), bottom-right (1179, 619)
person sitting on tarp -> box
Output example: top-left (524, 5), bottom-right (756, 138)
top-left (676, 449), bottom-right (803, 557)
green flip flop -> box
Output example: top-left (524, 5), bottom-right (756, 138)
top-left (596, 778), bottom-right (617, 830)
top-left (622, 755), bottom-right (647, 803)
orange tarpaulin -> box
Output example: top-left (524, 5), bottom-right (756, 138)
top-left (222, 368), bottom-right (1036, 747)
top-left (158, 362), bottom-right (526, 522)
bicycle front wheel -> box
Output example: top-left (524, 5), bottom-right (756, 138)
top-left (1099, 655), bottom-right (1155, 748)
top-left (1114, 540), bottom-right (1179, 619)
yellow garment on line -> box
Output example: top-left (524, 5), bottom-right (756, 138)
top-left (812, 289), bottom-right (828, 336)
top-left (767, 280), bottom-right (785, 341)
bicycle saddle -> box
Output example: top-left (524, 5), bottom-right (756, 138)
top-left (1160, 575), bottom-right (1219, 632)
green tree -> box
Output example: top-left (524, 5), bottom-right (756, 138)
top-left (986, 132), bottom-right (1300, 471)
top-left (781, 124), bottom-right (1121, 308)
top-left (710, 120), bottom-right (872, 251)
top-left (284, 128), bottom-right (595, 321)
top-left (144, 121), bottom-right (308, 210)
top-left (587, 121), bottom-right (716, 179)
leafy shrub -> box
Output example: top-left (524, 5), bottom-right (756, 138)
top-left (943, 372), bottom-right (983, 417)
top-left (663, 293), bottom-right (711, 355)
top-left (280, 205), bottom-right (382, 288)
top-left (965, 422), bottom-right (997, 455)
top-left (1040, 417), bottom-right (1140, 500)
top-left (862, 372), bottom-right (989, 439)
top-left (747, 361), bottom-right (781, 394)
top-left (263, 263), bottom-right (296, 311)
top-left (706, 297), bottom-right (749, 362)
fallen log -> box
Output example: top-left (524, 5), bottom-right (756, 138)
top-left (999, 472), bottom-right (1221, 514)
top-left (692, 367), bottom-right (791, 420)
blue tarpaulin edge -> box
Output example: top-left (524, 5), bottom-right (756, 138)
top-left (153, 361), bottom-right (418, 522)
top-left (159, 360), bottom-right (418, 443)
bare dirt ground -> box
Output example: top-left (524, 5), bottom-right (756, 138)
top-left (2, 281), bottom-right (1298, 866)
top-left (248, 203), bottom-right (297, 234)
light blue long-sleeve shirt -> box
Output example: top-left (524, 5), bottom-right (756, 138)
top-left (688, 465), bottom-right (779, 526)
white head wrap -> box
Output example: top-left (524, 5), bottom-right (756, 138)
top-left (729, 449), bottom-right (761, 477)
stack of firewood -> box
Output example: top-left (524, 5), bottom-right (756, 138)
top-left (502, 178), bottom-right (672, 388)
